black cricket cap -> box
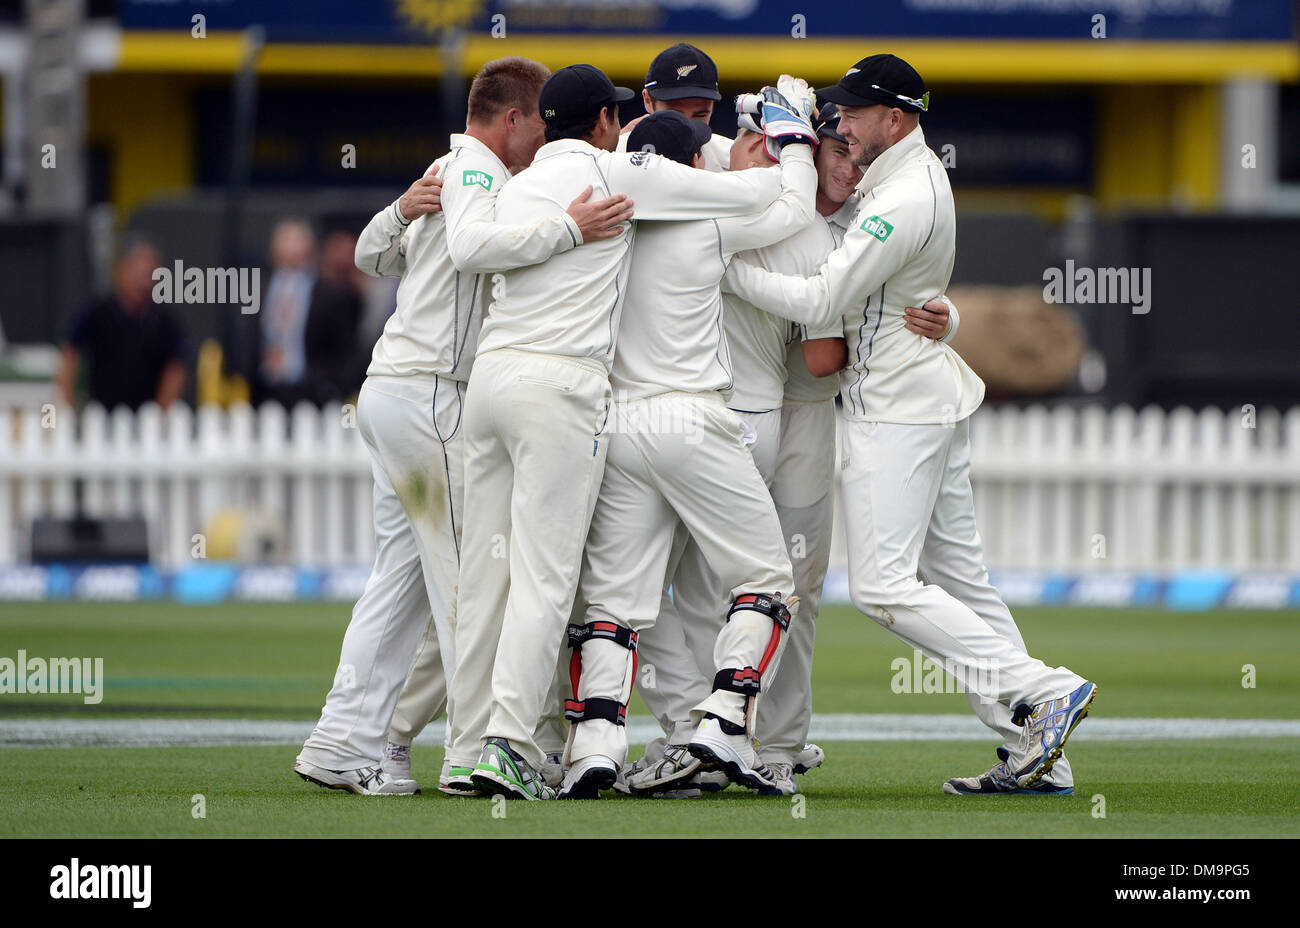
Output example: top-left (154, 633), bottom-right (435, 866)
top-left (627, 110), bottom-right (712, 166)
top-left (814, 100), bottom-right (848, 143)
top-left (539, 64), bottom-right (635, 127)
top-left (818, 54), bottom-right (929, 113)
top-left (644, 43), bottom-right (722, 102)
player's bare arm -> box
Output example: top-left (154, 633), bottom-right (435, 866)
top-left (903, 296), bottom-right (953, 339)
top-left (398, 165), bottom-right (443, 221)
top-left (803, 337), bottom-right (847, 377)
top-left (566, 186), bottom-right (635, 242)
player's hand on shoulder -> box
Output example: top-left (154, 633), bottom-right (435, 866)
top-left (398, 165), bottom-right (443, 221)
top-left (903, 296), bottom-right (952, 340)
top-left (567, 186), bottom-right (635, 244)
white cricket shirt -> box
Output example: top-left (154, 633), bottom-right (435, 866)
top-left (622, 124), bottom-right (797, 413)
top-left (610, 144), bottom-right (817, 401)
top-left (474, 138), bottom-right (785, 369)
top-left (357, 133), bottom-right (583, 382)
top-left (782, 195), bottom-right (859, 405)
top-left (725, 125), bottom-right (985, 425)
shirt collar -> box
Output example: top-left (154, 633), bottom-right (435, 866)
top-left (827, 193), bottom-right (861, 231)
top-left (533, 137), bottom-right (604, 162)
top-left (450, 132), bottom-right (512, 179)
top-left (856, 124), bottom-right (927, 192)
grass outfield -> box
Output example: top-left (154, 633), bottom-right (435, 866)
top-left (2, 602), bottom-right (1298, 719)
top-left (2, 602), bottom-right (1298, 837)
top-left (2, 741), bottom-right (1298, 838)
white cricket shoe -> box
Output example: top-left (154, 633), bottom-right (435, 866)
top-left (1014, 682), bottom-right (1098, 789)
top-left (695, 769), bottom-right (730, 792)
top-left (793, 743), bottom-right (825, 775)
top-left (381, 741), bottom-right (413, 781)
top-left (687, 716), bottom-right (776, 792)
top-left (613, 754), bottom-right (650, 795)
top-left (557, 755), bottom-right (618, 800)
top-left (294, 760), bottom-right (420, 796)
top-left (540, 752), bottom-right (565, 789)
top-left (758, 761), bottom-right (798, 796)
top-left (438, 758), bottom-right (482, 797)
top-left (627, 743), bottom-right (702, 794)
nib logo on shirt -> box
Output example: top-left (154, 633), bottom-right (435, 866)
top-left (463, 170), bottom-right (494, 191)
top-left (860, 215), bottom-right (894, 243)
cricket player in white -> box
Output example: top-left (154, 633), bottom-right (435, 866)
top-left (295, 58), bottom-right (632, 796)
top-left (559, 94), bottom-right (821, 798)
top-left (723, 55), bottom-right (1097, 794)
top-left (757, 110), bottom-right (959, 784)
top-left (627, 110), bottom-right (841, 796)
top-left (616, 43), bottom-right (734, 172)
top-left (448, 64), bottom-right (798, 801)
top-left (752, 105), bottom-right (865, 783)
top-left (626, 101), bottom-right (957, 796)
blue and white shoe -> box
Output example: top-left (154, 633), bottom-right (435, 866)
top-left (944, 749), bottom-right (1073, 796)
top-left (1014, 681), bottom-right (1097, 789)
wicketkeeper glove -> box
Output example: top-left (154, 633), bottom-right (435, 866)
top-left (759, 75), bottom-right (818, 160)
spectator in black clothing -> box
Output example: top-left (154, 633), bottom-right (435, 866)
top-left (303, 230), bottom-right (364, 404)
top-left (57, 240), bottom-right (187, 411)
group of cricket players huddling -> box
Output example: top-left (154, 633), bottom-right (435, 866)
top-left (294, 43), bottom-right (1097, 802)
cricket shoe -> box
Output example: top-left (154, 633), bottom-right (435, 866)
top-left (294, 760), bottom-right (420, 796)
top-left (757, 761), bottom-right (799, 797)
top-left (613, 754), bottom-right (651, 795)
top-left (381, 741), bottom-right (413, 781)
top-left (793, 743), bottom-right (825, 775)
top-left (540, 752), bottom-right (565, 789)
top-left (687, 715), bottom-right (776, 792)
top-left (627, 743), bottom-right (702, 795)
top-left (471, 738), bottom-right (556, 800)
top-left (943, 749), bottom-right (1073, 796)
top-left (438, 758), bottom-right (482, 797)
top-left (646, 782), bottom-right (703, 799)
top-left (695, 769), bottom-right (730, 792)
top-left (557, 755), bottom-right (619, 800)
top-left (1013, 681), bottom-right (1098, 789)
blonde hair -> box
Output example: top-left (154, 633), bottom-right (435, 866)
top-left (467, 57), bottom-right (551, 124)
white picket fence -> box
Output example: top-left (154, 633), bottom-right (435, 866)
top-left (1, 402), bottom-right (1298, 572)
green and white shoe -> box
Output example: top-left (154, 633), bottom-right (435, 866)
top-left (438, 758), bottom-right (482, 797)
top-left (471, 738), bottom-right (556, 800)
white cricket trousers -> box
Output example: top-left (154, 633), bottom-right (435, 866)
top-left (757, 398), bottom-right (837, 765)
top-left (447, 348), bottom-right (612, 770)
top-left (571, 393), bottom-right (796, 767)
top-left (634, 408), bottom-right (782, 747)
top-left (298, 374), bottom-right (463, 770)
top-left (842, 415), bottom-right (1084, 778)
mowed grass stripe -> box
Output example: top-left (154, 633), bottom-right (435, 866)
top-left (2, 603), bottom-right (1298, 720)
top-left (6, 714), bottom-right (1300, 749)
